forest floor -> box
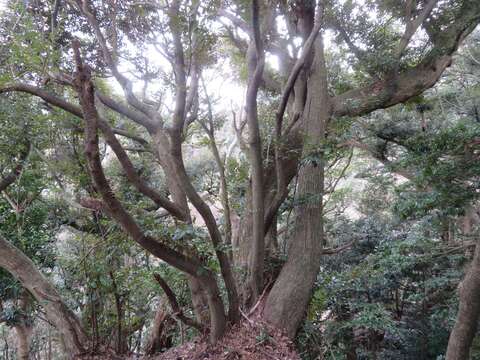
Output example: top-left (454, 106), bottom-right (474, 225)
top-left (78, 316), bottom-right (300, 360)
top-left (79, 299), bottom-right (300, 360)
top-left (146, 316), bottom-right (300, 360)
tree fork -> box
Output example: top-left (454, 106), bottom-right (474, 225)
top-left (72, 40), bottom-right (228, 343)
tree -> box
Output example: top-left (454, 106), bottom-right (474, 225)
top-left (0, 0), bottom-right (479, 354)
top-left (0, 95), bottom-right (89, 357)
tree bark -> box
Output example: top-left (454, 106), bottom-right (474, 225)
top-left (151, 132), bottom-right (212, 326)
top-left (0, 234), bottom-right (88, 357)
top-left (445, 239), bottom-right (480, 360)
top-left (263, 34), bottom-right (330, 338)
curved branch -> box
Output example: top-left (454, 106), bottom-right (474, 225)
top-left (72, 41), bottom-right (228, 342)
top-left (96, 119), bottom-right (189, 221)
top-left (395, 0), bottom-right (439, 59)
top-left (69, 0), bottom-right (157, 124)
top-left (153, 273), bottom-right (204, 332)
top-left (96, 91), bottom-right (157, 132)
top-left (276, 2), bottom-right (324, 136)
top-left (332, 4), bottom-right (480, 118)
top-left (72, 40), bottom-right (204, 277)
top-left (0, 85), bottom-right (188, 220)
top-left (0, 84), bottom-right (83, 117)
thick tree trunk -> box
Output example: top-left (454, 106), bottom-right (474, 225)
top-left (234, 1), bottom-right (314, 306)
top-left (445, 240), bottom-right (480, 360)
top-left (263, 34), bottom-right (329, 338)
top-left (234, 137), bottom-right (301, 286)
top-left (0, 234), bottom-right (88, 357)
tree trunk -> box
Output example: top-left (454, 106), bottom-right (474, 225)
top-left (14, 324), bottom-right (32, 360)
top-left (234, 2), bottom-right (313, 306)
top-left (245, 20), bottom-right (266, 303)
top-left (188, 276), bottom-right (210, 325)
top-left (109, 271), bottom-right (127, 354)
top-left (154, 132), bottom-right (218, 326)
top-left (445, 239), bottom-right (480, 360)
top-left (263, 34), bottom-right (330, 338)
top-left (144, 299), bottom-right (175, 355)
top-left (0, 234), bottom-right (88, 357)
top-left (233, 136), bottom-right (302, 300)
top-left (14, 291), bottom-right (33, 360)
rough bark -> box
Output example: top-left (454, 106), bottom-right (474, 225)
top-left (1, 0), bottom-right (478, 346)
top-left (264, 34), bottom-right (330, 338)
top-left (445, 239), bottom-right (480, 360)
top-left (0, 234), bottom-right (88, 357)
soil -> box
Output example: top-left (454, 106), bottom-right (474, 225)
top-left (146, 316), bottom-right (300, 360)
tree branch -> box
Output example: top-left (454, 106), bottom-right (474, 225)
top-left (96, 118), bottom-right (189, 221)
top-left (395, 0), bottom-right (439, 59)
top-left (332, 4), bottom-right (480, 118)
top-left (276, 2), bottom-right (324, 137)
top-left (0, 84), bottom-right (187, 219)
top-left (72, 39), bottom-right (204, 277)
top-left (161, 2), bottom-right (240, 322)
top-left (96, 91), bottom-right (157, 132)
top-left (153, 273), bottom-right (204, 332)
top-left (322, 240), bottom-right (356, 255)
top-left (69, 0), bottom-right (157, 125)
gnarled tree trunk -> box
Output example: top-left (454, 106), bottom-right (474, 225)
top-left (263, 34), bottom-right (329, 337)
top-left (0, 234), bottom-right (88, 357)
